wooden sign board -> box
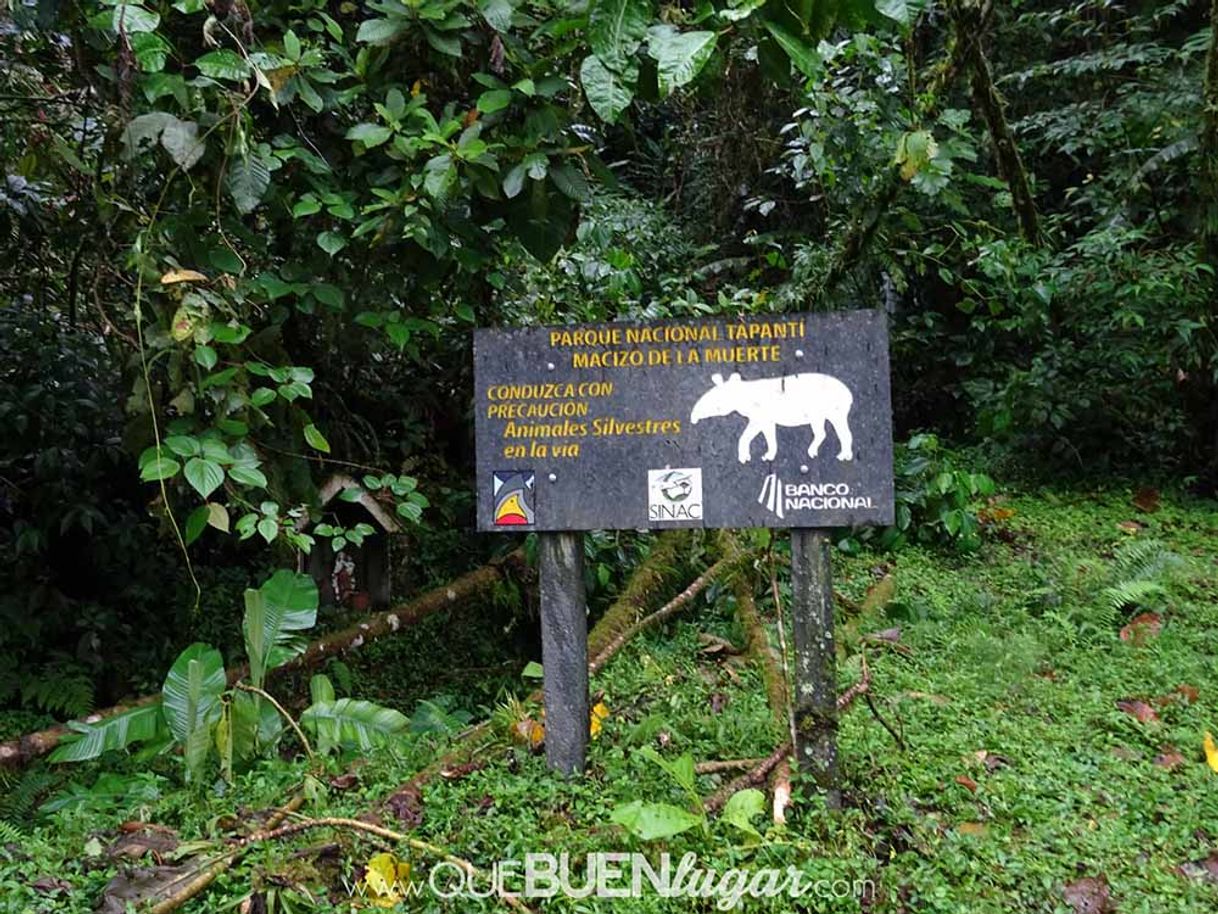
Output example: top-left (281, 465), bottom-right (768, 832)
top-left (474, 310), bottom-right (894, 532)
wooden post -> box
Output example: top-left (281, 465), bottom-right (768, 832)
top-left (538, 531), bottom-right (588, 776)
top-left (790, 529), bottom-right (841, 809)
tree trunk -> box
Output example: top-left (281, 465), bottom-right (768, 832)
top-left (1203, 0), bottom-right (1218, 266)
top-left (951, 0), bottom-right (1041, 245)
top-left (1204, 0), bottom-right (1218, 479)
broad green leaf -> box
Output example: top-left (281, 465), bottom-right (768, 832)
top-left (876, 0), bottom-right (928, 25)
top-left (48, 701), bottom-right (168, 762)
top-left (131, 31), bottom-right (170, 72)
top-left (184, 457), bottom-right (225, 499)
top-left (300, 699), bottom-right (409, 751)
top-left (720, 788), bottom-right (766, 837)
top-left (283, 29), bottom-right (302, 60)
top-left (763, 20), bottom-right (822, 77)
top-left (317, 231), bottom-right (346, 256)
top-left (228, 156), bottom-right (271, 214)
top-left (194, 345), bottom-right (217, 369)
top-left (503, 163), bottom-right (527, 199)
top-left (243, 570), bottom-right (318, 688)
top-left (160, 118), bottom-right (205, 170)
top-left (423, 154), bottom-right (457, 200)
top-left (479, 0), bottom-right (514, 32)
top-left (580, 55), bottom-right (636, 124)
top-left (588, 0), bottom-right (651, 72)
top-left (356, 17), bottom-right (407, 45)
top-left (647, 26), bottom-right (717, 96)
top-left (161, 643), bottom-right (226, 780)
top-left (310, 674), bottom-right (336, 705)
top-left (207, 502), bottom-right (230, 532)
top-left (195, 49), bottom-right (250, 81)
top-left (185, 504), bottom-right (209, 545)
top-left (424, 27), bottom-right (463, 57)
top-left (610, 801), bottom-right (702, 840)
top-left (164, 435), bottom-right (201, 457)
top-left (551, 164), bottom-right (591, 201)
top-left (231, 688), bottom-right (283, 761)
top-left (257, 516), bottom-right (279, 543)
top-left (228, 464), bottom-right (268, 487)
top-left (303, 423), bottom-right (330, 453)
top-left (140, 453), bottom-right (180, 482)
top-left (112, 4), bottom-right (159, 32)
top-left (477, 89), bottom-right (513, 114)
top-left (346, 123), bottom-right (393, 148)
top-left (522, 660), bottom-right (544, 679)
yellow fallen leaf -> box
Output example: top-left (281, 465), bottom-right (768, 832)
top-left (1204, 732), bottom-right (1218, 773)
top-left (361, 852), bottom-right (411, 907)
top-left (513, 717), bottom-right (545, 750)
top-left (159, 269), bottom-right (208, 284)
top-left (590, 701), bottom-right (609, 738)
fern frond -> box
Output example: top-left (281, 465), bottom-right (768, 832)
top-left (20, 660), bottom-right (95, 719)
top-left (1111, 539), bottom-right (1180, 583)
top-left (0, 820), bottom-right (24, 842)
top-left (0, 768), bottom-right (57, 826)
top-left (1102, 580), bottom-right (1167, 614)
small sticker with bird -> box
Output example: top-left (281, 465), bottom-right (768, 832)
top-left (492, 470), bottom-right (535, 526)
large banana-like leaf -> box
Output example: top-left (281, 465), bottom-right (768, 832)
top-left (230, 688), bottom-right (284, 762)
top-left (243, 570), bottom-right (318, 688)
top-left (48, 701), bottom-right (168, 762)
top-left (162, 642), bottom-right (226, 781)
top-left (300, 699), bottom-right (409, 752)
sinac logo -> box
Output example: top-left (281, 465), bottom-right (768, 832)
top-left (647, 468), bottom-right (703, 523)
top-left (656, 469), bottom-right (694, 502)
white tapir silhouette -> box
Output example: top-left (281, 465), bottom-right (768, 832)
top-left (690, 371), bottom-right (854, 464)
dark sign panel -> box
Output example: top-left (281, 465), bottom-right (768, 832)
top-left (474, 310), bottom-right (894, 531)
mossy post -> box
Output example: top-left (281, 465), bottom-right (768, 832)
top-left (538, 531), bottom-right (588, 776)
top-left (790, 529), bottom-right (841, 810)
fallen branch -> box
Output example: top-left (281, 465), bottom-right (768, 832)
top-left (694, 757), bottom-right (767, 775)
top-left (704, 665), bottom-right (873, 815)
top-left (146, 795), bottom-right (305, 914)
top-left (587, 532), bottom-right (689, 661)
top-left (0, 552), bottom-right (525, 770)
top-left (589, 559), bottom-right (730, 675)
top-left (703, 741), bottom-right (791, 814)
top-left (770, 760), bottom-right (792, 825)
top-left (258, 817), bottom-right (533, 914)
top-left (148, 808), bottom-right (533, 914)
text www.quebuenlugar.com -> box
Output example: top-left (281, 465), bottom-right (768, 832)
top-left (343, 852), bottom-right (874, 910)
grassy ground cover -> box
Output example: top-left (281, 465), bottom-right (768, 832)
top-left (2, 487), bottom-right (1216, 913)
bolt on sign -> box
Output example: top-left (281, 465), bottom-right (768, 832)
top-left (475, 310), bottom-right (894, 531)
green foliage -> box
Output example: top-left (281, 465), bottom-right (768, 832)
top-left (300, 698), bottom-right (410, 753)
top-left (840, 434), bottom-right (995, 553)
top-left (48, 703), bottom-right (169, 764)
top-left (161, 643), bottom-right (227, 781)
top-left (243, 571), bottom-right (318, 690)
top-left (609, 746), bottom-right (768, 842)
top-left (52, 568), bottom-right (407, 778)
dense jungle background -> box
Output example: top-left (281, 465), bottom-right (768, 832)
top-left (2, 0), bottom-right (1218, 911)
